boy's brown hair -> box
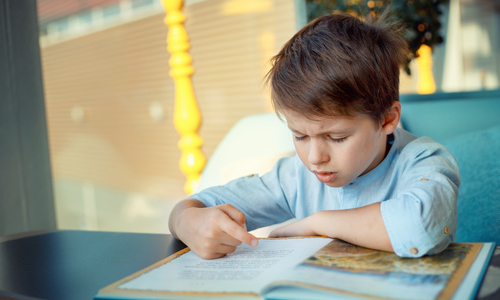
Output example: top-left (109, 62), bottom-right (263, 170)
top-left (266, 12), bottom-right (408, 124)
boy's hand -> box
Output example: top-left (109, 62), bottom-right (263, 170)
top-left (172, 201), bottom-right (258, 259)
top-left (268, 217), bottom-right (317, 238)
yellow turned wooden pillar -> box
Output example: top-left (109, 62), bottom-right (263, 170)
top-left (162, 0), bottom-right (206, 194)
top-left (416, 44), bottom-right (436, 94)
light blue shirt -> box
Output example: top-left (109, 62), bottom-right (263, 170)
top-left (192, 128), bottom-right (460, 257)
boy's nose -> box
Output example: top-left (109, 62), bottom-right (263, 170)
top-left (308, 140), bottom-right (330, 166)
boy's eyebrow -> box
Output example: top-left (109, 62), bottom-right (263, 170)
top-left (287, 126), bottom-right (352, 136)
top-left (287, 127), bottom-right (303, 134)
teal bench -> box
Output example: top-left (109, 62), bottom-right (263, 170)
top-left (400, 89), bottom-right (500, 245)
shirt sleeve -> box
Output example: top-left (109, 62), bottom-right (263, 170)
top-left (189, 156), bottom-right (298, 231)
top-left (380, 138), bottom-right (460, 257)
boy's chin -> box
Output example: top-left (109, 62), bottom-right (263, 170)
top-left (321, 175), bottom-right (360, 188)
top-left (323, 179), bottom-right (349, 188)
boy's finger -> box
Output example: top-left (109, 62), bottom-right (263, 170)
top-left (219, 214), bottom-right (258, 247)
top-left (268, 228), bottom-right (281, 238)
top-left (218, 204), bottom-right (246, 227)
top-left (216, 244), bottom-right (238, 255)
top-left (220, 236), bottom-right (243, 247)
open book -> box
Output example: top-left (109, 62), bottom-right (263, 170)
top-left (95, 237), bottom-right (494, 300)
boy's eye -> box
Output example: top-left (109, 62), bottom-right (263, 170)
top-left (329, 136), bottom-right (347, 143)
top-left (294, 135), bottom-right (307, 141)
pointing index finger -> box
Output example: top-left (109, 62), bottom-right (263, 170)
top-left (219, 213), bottom-right (258, 247)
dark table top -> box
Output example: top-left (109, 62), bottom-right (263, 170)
top-left (0, 230), bottom-right (186, 300)
top-left (0, 230), bottom-right (498, 300)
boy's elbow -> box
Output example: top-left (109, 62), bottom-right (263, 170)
top-left (392, 222), bottom-right (456, 258)
top-left (382, 197), bottom-right (457, 258)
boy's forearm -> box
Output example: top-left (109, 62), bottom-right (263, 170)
top-left (168, 198), bottom-right (206, 239)
top-left (269, 203), bottom-right (393, 252)
top-left (312, 203), bottom-right (393, 252)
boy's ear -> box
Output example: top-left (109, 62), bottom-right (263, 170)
top-left (381, 101), bottom-right (401, 135)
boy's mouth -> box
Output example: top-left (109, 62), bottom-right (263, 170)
top-left (313, 171), bottom-right (337, 183)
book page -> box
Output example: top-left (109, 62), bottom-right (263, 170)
top-left (118, 237), bottom-right (331, 294)
top-left (264, 240), bottom-right (485, 300)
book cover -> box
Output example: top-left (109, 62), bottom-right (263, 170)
top-left (95, 238), bottom-right (494, 300)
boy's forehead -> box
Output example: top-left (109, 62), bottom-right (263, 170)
top-left (283, 111), bottom-right (360, 131)
top-left (282, 110), bottom-right (353, 124)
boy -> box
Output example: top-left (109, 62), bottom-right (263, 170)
top-left (169, 13), bottom-right (459, 260)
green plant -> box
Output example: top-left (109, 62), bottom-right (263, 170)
top-left (306, 0), bottom-right (448, 74)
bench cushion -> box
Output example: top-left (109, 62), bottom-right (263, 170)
top-left (442, 125), bottom-right (500, 244)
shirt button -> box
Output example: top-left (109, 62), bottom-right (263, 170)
top-left (409, 247), bottom-right (418, 255)
top-left (247, 174), bottom-right (255, 178)
top-left (444, 226), bottom-right (450, 234)
top-left (420, 178), bottom-right (429, 181)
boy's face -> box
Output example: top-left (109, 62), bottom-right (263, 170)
top-left (283, 110), bottom-right (389, 188)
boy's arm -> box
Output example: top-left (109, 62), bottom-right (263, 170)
top-left (169, 198), bottom-right (258, 259)
top-left (269, 202), bottom-right (394, 252)
top-left (270, 144), bottom-right (460, 257)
